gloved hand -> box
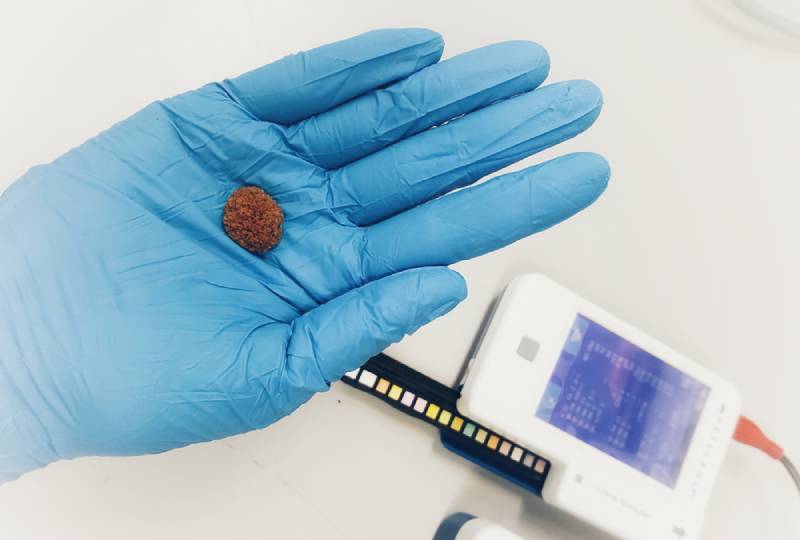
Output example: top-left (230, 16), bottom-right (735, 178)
top-left (0, 29), bottom-right (609, 483)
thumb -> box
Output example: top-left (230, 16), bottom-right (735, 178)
top-left (287, 267), bottom-right (466, 388)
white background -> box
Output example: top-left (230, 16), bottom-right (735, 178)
top-left (1, 1), bottom-right (799, 539)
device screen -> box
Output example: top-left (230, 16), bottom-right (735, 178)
top-left (535, 314), bottom-right (709, 487)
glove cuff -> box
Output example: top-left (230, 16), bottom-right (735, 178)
top-left (0, 389), bottom-right (61, 484)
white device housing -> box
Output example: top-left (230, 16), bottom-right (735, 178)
top-left (458, 274), bottom-right (741, 540)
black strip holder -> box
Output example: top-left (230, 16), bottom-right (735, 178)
top-left (341, 353), bottom-right (550, 496)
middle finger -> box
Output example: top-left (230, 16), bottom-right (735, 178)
top-left (327, 80), bottom-right (603, 227)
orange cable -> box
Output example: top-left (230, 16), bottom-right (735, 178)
top-left (733, 416), bottom-right (784, 460)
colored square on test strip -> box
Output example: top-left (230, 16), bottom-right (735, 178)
top-left (414, 397), bottom-right (428, 413)
top-left (388, 384), bottom-right (403, 400)
top-left (463, 423), bottom-right (476, 438)
top-left (401, 391), bottom-right (415, 407)
top-left (438, 410), bottom-right (452, 426)
top-left (426, 403), bottom-right (441, 420)
top-left (376, 378), bottom-right (390, 394)
top-left (475, 429), bottom-right (488, 444)
top-left (358, 370), bottom-right (377, 387)
top-left (487, 434), bottom-right (500, 450)
top-left (450, 417), bottom-right (464, 432)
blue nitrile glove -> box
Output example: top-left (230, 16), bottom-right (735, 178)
top-left (0, 29), bottom-right (609, 483)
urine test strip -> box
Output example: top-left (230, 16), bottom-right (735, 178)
top-left (340, 353), bottom-right (550, 496)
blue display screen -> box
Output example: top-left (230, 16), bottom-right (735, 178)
top-left (536, 314), bottom-right (709, 487)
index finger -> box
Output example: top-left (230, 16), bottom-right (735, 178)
top-left (361, 153), bottom-right (610, 278)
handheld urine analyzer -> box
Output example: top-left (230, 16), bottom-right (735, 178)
top-left (459, 274), bottom-right (741, 539)
top-left (342, 273), bottom-right (741, 540)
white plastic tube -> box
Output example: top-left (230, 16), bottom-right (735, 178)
top-left (434, 513), bottom-right (525, 540)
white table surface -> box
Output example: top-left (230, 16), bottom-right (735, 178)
top-left (1, 1), bottom-right (799, 539)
